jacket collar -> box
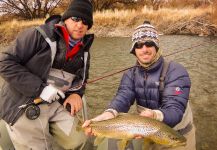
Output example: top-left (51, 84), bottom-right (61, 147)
top-left (137, 56), bottom-right (164, 72)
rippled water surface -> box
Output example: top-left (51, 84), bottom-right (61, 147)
top-left (85, 35), bottom-right (217, 150)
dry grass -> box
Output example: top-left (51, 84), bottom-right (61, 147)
top-left (0, 19), bottom-right (44, 43)
top-left (91, 6), bottom-right (217, 36)
top-left (211, 1), bottom-right (217, 24)
top-left (92, 6), bottom-right (213, 33)
top-left (0, 6), bottom-right (216, 44)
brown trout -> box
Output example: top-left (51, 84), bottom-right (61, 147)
top-left (88, 113), bottom-right (186, 150)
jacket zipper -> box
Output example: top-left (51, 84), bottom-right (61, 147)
top-left (144, 71), bottom-right (149, 107)
top-left (10, 98), bottom-right (32, 126)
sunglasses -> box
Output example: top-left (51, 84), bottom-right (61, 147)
top-left (71, 17), bottom-right (88, 26)
top-left (134, 41), bottom-right (156, 49)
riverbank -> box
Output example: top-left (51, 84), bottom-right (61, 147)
top-left (0, 6), bottom-right (216, 44)
top-left (92, 6), bottom-right (217, 37)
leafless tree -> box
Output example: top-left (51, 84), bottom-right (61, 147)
top-left (91, 0), bottom-right (136, 11)
top-left (151, 0), bottom-right (171, 10)
top-left (0, 0), bottom-right (63, 19)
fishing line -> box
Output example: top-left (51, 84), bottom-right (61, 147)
top-left (84, 39), bottom-right (217, 109)
top-left (68, 39), bottom-right (217, 91)
top-left (163, 40), bottom-right (217, 57)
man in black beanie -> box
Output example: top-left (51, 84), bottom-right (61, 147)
top-left (0, 0), bottom-right (94, 149)
top-left (62, 0), bottom-right (93, 30)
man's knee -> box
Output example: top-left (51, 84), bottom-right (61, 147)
top-left (51, 123), bottom-right (87, 149)
top-left (62, 132), bottom-right (87, 149)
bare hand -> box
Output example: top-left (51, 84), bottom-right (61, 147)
top-left (63, 93), bottom-right (82, 116)
top-left (82, 120), bottom-right (94, 136)
top-left (82, 111), bottom-right (115, 136)
top-left (139, 109), bottom-right (156, 119)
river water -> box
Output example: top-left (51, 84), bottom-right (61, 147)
top-left (0, 35), bottom-right (217, 150)
top-left (85, 35), bottom-right (217, 150)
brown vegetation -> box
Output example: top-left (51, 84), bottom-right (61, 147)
top-left (0, 19), bottom-right (44, 43)
top-left (0, 5), bottom-right (216, 44)
top-left (91, 6), bottom-right (217, 37)
top-left (211, 0), bottom-right (217, 24)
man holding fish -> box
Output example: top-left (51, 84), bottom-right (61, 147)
top-left (83, 21), bottom-right (195, 150)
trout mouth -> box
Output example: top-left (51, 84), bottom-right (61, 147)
top-left (168, 134), bottom-right (187, 147)
top-left (169, 138), bottom-right (187, 147)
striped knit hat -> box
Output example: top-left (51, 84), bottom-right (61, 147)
top-left (130, 21), bottom-right (159, 53)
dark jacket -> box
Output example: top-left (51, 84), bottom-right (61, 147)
top-left (108, 57), bottom-right (191, 127)
top-left (0, 15), bottom-right (94, 125)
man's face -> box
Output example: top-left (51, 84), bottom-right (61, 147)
top-left (135, 43), bottom-right (157, 64)
top-left (64, 17), bottom-right (88, 40)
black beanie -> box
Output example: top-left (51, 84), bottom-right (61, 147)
top-left (62, 0), bottom-right (93, 29)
